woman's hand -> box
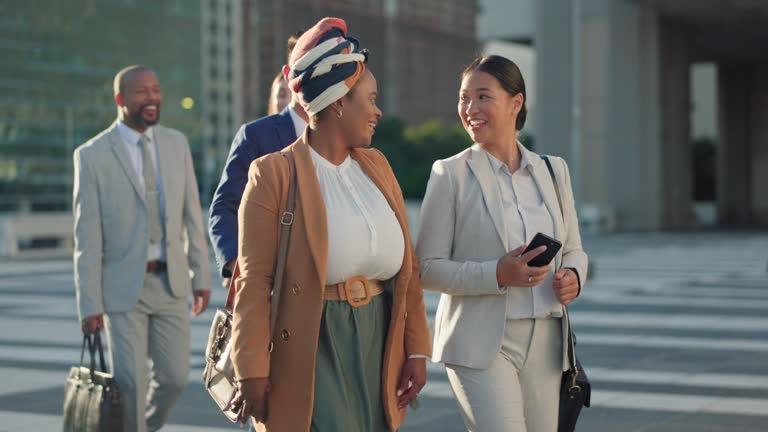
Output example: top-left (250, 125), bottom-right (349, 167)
top-left (553, 268), bottom-right (579, 305)
top-left (496, 244), bottom-right (553, 287)
top-left (228, 377), bottom-right (270, 425)
top-left (397, 358), bottom-right (427, 409)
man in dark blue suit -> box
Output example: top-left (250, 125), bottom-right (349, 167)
top-left (208, 32), bottom-right (307, 283)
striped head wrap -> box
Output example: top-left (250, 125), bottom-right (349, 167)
top-left (287, 17), bottom-right (368, 117)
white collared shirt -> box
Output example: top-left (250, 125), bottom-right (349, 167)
top-left (115, 120), bottom-right (166, 261)
top-left (482, 142), bottom-right (560, 319)
top-left (308, 145), bottom-right (404, 285)
top-left (288, 105), bottom-right (307, 138)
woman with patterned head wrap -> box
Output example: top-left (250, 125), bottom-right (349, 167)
top-left (229, 17), bottom-right (432, 432)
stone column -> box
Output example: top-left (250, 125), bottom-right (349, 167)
top-left (717, 65), bottom-right (753, 226)
top-left (534, 0), bottom-right (573, 160)
top-left (749, 64), bottom-right (768, 226)
top-left (658, 18), bottom-right (694, 228)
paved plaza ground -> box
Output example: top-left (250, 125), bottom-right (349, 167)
top-left (0, 230), bottom-right (767, 431)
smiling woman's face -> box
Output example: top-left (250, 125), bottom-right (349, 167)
top-left (341, 69), bottom-right (382, 148)
top-left (458, 69), bottom-right (523, 148)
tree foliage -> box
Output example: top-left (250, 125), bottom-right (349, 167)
top-left (372, 117), bottom-right (473, 198)
top-left (373, 117), bottom-right (537, 199)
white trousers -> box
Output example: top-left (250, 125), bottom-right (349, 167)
top-left (105, 272), bottom-right (190, 432)
top-left (445, 318), bottom-right (562, 432)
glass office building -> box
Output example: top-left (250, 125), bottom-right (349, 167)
top-left (0, 0), bottom-right (202, 211)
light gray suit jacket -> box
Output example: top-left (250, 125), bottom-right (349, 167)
top-left (416, 144), bottom-right (588, 371)
top-left (73, 121), bottom-right (211, 320)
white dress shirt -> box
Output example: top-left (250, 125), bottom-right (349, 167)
top-left (288, 105), bottom-right (307, 139)
top-left (482, 143), bottom-right (561, 319)
top-left (115, 120), bottom-right (166, 261)
top-left (308, 145), bottom-right (404, 285)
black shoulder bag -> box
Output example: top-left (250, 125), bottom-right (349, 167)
top-left (542, 155), bottom-right (591, 432)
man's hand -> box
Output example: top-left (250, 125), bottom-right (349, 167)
top-left (192, 290), bottom-right (211, 316)
top-left (222, 258), bottom-right (237, 289)
top-left (81, 314), bottom-right (104, 335)
top-left (397, 357), bottom-right (427, 409)
top-left (553, 268), bottom-right (579, 305)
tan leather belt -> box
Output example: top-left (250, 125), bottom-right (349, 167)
top-left (146, 260), bottom-right (167, 274)
top-left (324, 276), bottom-right (383, 307)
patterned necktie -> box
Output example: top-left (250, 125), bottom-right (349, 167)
top-left (140, 134), bottom-right (163, 245)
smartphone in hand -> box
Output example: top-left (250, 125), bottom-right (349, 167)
top-left (522, 232), bottom-right (562, 267)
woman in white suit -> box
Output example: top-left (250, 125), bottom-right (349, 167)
top-left (416, 55), bottom-right (589, 432)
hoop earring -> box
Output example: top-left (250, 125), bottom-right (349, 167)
top-left (336, 110), bottom-right (343, 119)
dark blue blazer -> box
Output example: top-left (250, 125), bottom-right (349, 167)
top-left (208, 108), bottom-right (299, 276)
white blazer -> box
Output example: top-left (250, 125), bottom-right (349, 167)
top-left (416, 144), bottom-right (588, 371)
top-left (72, 122), bottom-right (211, 320)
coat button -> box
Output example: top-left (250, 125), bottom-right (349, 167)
top-left (291, 283), bottom-right (301, 295)
top-left (404, 312), bottom-right (408, 320)
top-left (281, 329), bottom-right (291, 341)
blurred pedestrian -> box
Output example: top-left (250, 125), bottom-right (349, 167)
top-left (229, 17), bottom-right (431, 432)
top-left (267, 71), bottom-right (290, 115)
top-left (72, 65), bottom-right (211, 432)
top-left (416, 55), bottom-right (589, 432)
top-left (209, 30), bottom-right (306, 288)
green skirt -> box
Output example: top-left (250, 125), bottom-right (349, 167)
top-left (310, 292), bottom-right (391, 432)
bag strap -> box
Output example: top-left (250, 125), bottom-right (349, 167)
top-left (269, 153), bottom-right (297, 336)
top-left (224, 152), bottom-right (297, 340)
top-left (77, 334), bottom-right (89, 380)
top-left (78, 331), bottom-right (108, 381)
top-left (541, 155), bottom-right (578, 372)
top-left (92, 331), bottom-right (108, 373)
top-left (542, 156), bottom-right (563, 221)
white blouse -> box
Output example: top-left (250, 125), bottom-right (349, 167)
top-left (309, 146), bottom-right (405, 285)
top-left (483, 144), bottom-right (560, 319)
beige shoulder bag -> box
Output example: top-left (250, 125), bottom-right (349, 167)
top-left (203, 153), bottom-right (297, 422)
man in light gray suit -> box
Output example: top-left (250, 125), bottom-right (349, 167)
top-left (73, 65), bottom-right (211, 432)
